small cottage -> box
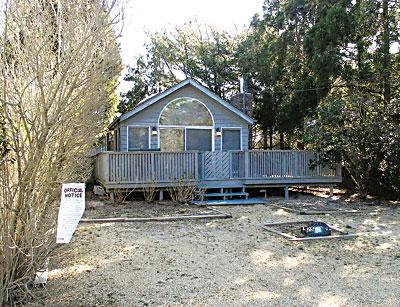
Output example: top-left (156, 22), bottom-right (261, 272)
top-left (94, 79), bottom-right (341, 202)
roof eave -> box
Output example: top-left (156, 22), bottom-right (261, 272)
top-left (119, 79), bottom-right (191, 122)
top-left (187, 80), bottom-right (255, 125)
top-left (108, 117), bottom-right (120, 130)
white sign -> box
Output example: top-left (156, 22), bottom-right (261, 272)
top-left (56, 183), bottom-right (85, 243)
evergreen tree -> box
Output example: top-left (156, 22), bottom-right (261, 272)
top-left (119, 22), bottom-right (240, 113)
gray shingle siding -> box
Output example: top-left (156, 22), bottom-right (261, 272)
top-left (118, 84), bottom-right (250, 151)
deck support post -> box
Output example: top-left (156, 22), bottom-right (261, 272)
top-left (242, 187), bottom-right (248, 199)
top-left (284, 186), bottom-right (289, 200)
top-left (110, 192), bottom-right (115, 203)
top-left (260, 189), bottom-right (267, 200)
top-left (159, 190), bottom-right (164, 201)
top-left (329, 186), bottom-right (334, 197)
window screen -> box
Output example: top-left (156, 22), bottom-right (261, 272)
top-left (186, 129), bottom-right (212, 151)
top-left (222, 129), bottom-right (241, 151)
top-left (128, 127), bottom-right (149, 150)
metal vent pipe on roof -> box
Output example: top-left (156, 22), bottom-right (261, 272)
top-left (239, 75), bottom-right (248, 94)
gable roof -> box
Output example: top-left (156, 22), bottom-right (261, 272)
top-left (119, 79), bottom-right (255, 124)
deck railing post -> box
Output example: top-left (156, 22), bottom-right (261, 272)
top-left (337, 162), bottom-right (342, 178)
top-left (202, 152), bottom-right (205, 179)
top-left (229, 152), bottom-right (233, 179)
top-left (194, 151), bottom-right (199, 180)
top-left (244, 151), bottom-right (249, 179)
top-left (150, 152), bottom-right (155, 181)
top-left (103, 152), bottom-right (110, 184)
top-left (294, 152), bottom-right (299, 177)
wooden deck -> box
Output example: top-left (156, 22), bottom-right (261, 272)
top-left (94, 150), bottom-right (342, 191)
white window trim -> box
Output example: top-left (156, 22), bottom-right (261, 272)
top-left (158, 126), bottom-right (215, 152)
top-left (159, 125), bottom-right (213, 129)
top-left (126, 125), bottom-right (151, 151)
top-left (185, 127), bottom-right (214, 151)
top-left (220, 127), bottom-right (243, 151)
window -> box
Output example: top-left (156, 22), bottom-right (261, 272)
top-left (186, 129), bottom-right (212, 151)
top-left (159, 98), bottom-right (213, 126)
top-left (158, 97), bottom-right (214, 152)
top-left (160, 128), bottom-right (184, 151)
top-left (128, 126), bottom-right (149, 150)
top-left (222, 129), bottom-right (241, 151)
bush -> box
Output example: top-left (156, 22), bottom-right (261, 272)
top-left (305, 89), bottom-right (399, 198)
top-left (167, 180), bottom-right (196, 204)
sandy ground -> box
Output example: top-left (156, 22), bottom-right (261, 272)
top-left (84, 200), bottom-right (214, 219)
top-left (35, 195), bottom-right (399, 307)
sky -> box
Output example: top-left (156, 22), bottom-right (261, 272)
top-left (117, 0), bottom-right (265, 92)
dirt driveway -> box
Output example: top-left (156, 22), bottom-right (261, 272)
top-left (41, 196), bottom-right (399, 306)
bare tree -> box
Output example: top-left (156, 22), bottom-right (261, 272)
top-left (0, 0), bottom-right (122, 304)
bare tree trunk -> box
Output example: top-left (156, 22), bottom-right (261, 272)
top-left (248, 126), bottom-right (253, 150)
top-left (269, 129), bottom-right (273, 149)
top-left (263, 129), bottom-right (268, 149)
top-left (279, 131), bottom-right (284, 149)
top-left (382, 0), bottom-right (391, 108)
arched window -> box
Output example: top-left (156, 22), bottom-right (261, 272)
top-left (159, 98), bottom-right (213, 126)
top-left (158, 98), bottom-right (214, 151)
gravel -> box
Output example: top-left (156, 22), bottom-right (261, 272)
top-left (36, 196), bottom-right (400, 306)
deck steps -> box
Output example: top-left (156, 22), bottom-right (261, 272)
top-left (204, 192), bottom-right (249, 198)
top-left (194, 189), bottom-right (249, 201)
top-left (197, 183), bottom-right (245, 189)
top-left (193, 197), bottom-right (267, 206)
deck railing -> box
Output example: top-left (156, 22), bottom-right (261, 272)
top-left (247, 151), bottom-right (339, 178)
top-left (95, 151), bottom-right (198, 184)
top-left (94, 150), bottom-right (341, 185)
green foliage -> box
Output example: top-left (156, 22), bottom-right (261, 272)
top-left (305, 90), bottom-right (381, 197)
top-left (119, 22), bottom-right (240, 113)
top-left (119, 57), bottom-right (152, 113)
top-left (238, 0), bottom-right (353, 148)
top-left (240, 0), bottom-right (399, 197)
top-left (305, 90), bottom-right (399, 198)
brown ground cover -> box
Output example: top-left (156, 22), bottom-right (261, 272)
top-left (84, 199), bottom-right (213, 219)
top-left (30, 195), bottom-right (400, 307)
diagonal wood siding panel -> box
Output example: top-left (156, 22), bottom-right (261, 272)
top-left (204, 152), bottom-right (231, 179)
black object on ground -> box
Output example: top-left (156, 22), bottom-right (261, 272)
top-left (300, 221), bottom-right (331, 237)
top-left (262, 220), bottom-right (358, 241)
